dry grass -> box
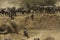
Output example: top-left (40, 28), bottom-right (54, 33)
top-left (0, 13), bottom-right (60, 40)
top-left (0, 13), bottom-right (60, 29)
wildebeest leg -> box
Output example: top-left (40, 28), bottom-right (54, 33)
top-left (7, 13), bottom-right (10, 16)
top-left (8, 13), bottom-right (14, 20)
top-left (1, 12), bottom-right (4, 16)
top-left (22, 12), bottom-right (25, 14)
top-left (14, 13), bottom-right (16, 16)
top-left (4, 12), bottom-right (6, 16)
top-left (10, 16), bottom-right (14, 20)
top-left (5, 12), bottom-right (8, 16)
top-left (13, 13), bottom-right (16, 16)
top-left (31, 13), bottom-right (34, 21)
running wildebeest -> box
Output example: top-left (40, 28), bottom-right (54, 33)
top-left (0, 8), bottom-right (6, 15)
top-left (17, 7), bottom-right (31, 14)
top-left (23, 28), bottom-right (29, 38)
top-left (0, 9), bottom-right (2, 14)
top-left (4, 7), bottom-right (11, 16)
top-left (31, 13), bottom-right (34, 21)
top-left (44, 6), bottom-right (56, 14)
top-left (16, 4), bottom-right (31, 14)
top-left (4, 7), bottom-right (14, 20)
top-left (6, 7), bottom-right (16, 20)
top-left (57, 6), bottom-right (60, 12)
top-left (10, 20), bottom-right (19, 34)
top-left (50, 6), bottom-right (56, 14)
top-left (16, 7), bottom-right (23, 12)
top-left (37, 5), bottom-right (44, 13)
top-left (28, 5), bottom-right (38, 13)
top-left (11, 7), bottom-right (16, 16)
top-left (54, 6), bottom-right (59, 13)
top-left (0, 7), bottom-right (13, 17)
top-left (35, 5), bottom-right (43, 12)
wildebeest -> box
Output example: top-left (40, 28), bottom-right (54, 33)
top-left (0, 7), bottom-right (12, 16)
top-left (44, 6), bottom-right (56, 14)
top-left (4, 7), bottom-right (11, 16)
top-left (4, 7), bottom-right (16, 16)
top-left (0, 5), bottom-right (59, 16)
top-left (16, 7), bottom-right (24, 14)
top-left (0, 8), bottom-right (6, 15)
top-left (57, 6), bottom-right (60, 12)
top-left (10, 7), bottom-right (16, 16)
top-left (23, 28), bottom-right (29, 38)
top-left (10, 20), bottom-right (19, 34)
top-left (31, 13), bottom-right (34, 21)
top-left (0, 9), bottom-right (1, 12)
top-left (30, 5), bottom-right (37, 13)
top-left (20, 7), bottom-right (30, 14)
top-left (36, 5), bottom-right (44, 13)
top-left (16, 7), bottom-right (23, 12)
top-left (54, 6), bottom-right (59, 13)
top-left (4, 7), bottom-right (15, 20)
top-left (16, 7), bottom-right (31, 14)
top-left (5, 7), bottom-right (16, 20)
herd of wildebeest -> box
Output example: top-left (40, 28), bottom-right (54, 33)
top-left (0, 4), bottom-right (60, 19)
top-left (0, 4), bottom-right (59, 40)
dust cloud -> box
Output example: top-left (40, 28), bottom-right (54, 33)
top-left (0, 0), bottom-right (22, 8)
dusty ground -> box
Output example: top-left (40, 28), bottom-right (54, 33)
top-left (0, 29), bottom-right (60, 40)
top-left (0, 13), bottom-right (60, 40)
